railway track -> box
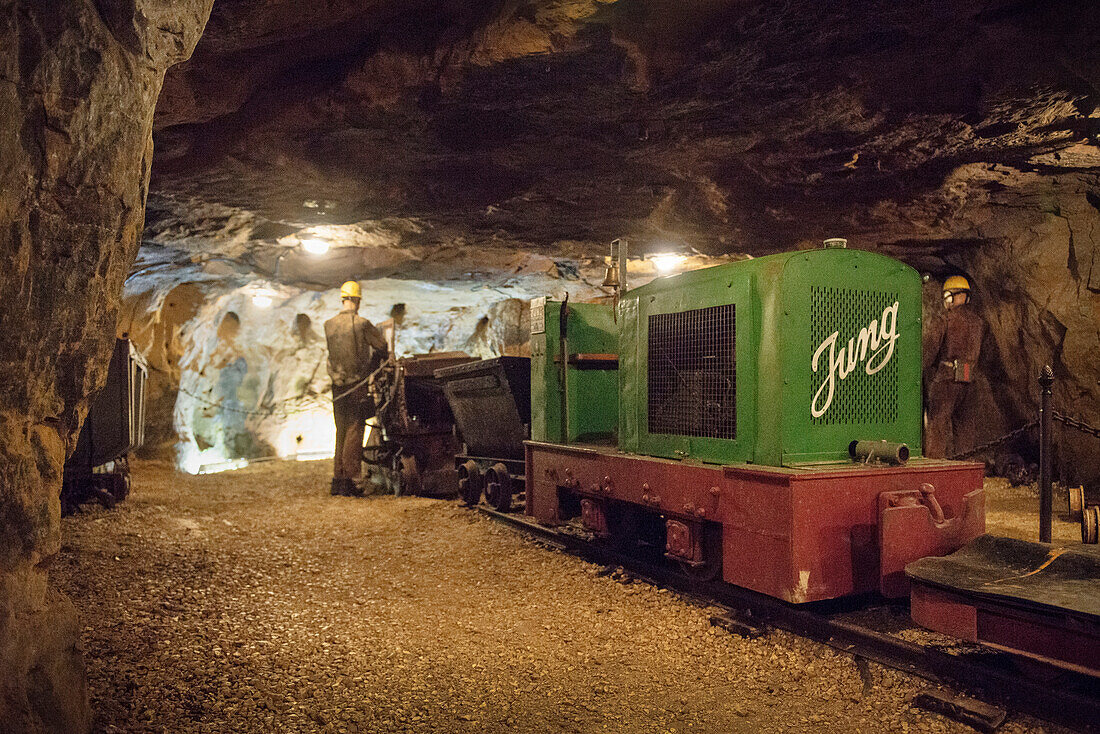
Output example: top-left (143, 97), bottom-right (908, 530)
top-left (476, 506), bottom-right (1100, 733)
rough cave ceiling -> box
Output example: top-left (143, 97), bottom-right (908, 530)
top-left (147, 0), bottom-right (1100, 266)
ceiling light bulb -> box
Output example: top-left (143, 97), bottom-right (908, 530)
top-left (650, 253), bottom-right (686, 274)
top-left (252, 293), bottom-right (273, 309)
top-left (301, 238), bottom-right (329, 255)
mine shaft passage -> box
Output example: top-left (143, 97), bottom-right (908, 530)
top-left (6, 2), bottom-right (1100, 732)
top-left (55, 459), bottom-right (1077, 732)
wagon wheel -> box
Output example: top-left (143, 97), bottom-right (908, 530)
top-left (108, 471), bottom-right (131, 502)
top-left (1067, 485), bottom-right (1085, 519)
top-left (679, 524), bottom-right (722, 582)
top-left (1083, 506), bottom-right (1099, 545)
top-left (398, 454), bottom-right (422, 497)
top-left (680, 558), bottom-right (721, 582)
top-left (484, 463), bottom-right (513, 513)
top-left (108, 455), bottom-right (132, 501)
top-left (88, 478), bottom-right (117, 510)
top-left (457, 460), bottom-right (483, 506)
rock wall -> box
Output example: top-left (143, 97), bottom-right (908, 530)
top-left (0, 2), bottom-right (210, 731)
top-left (120, 253), bottom-right (634, 471)
top-left (913, 170), bottom-right (1100, 484)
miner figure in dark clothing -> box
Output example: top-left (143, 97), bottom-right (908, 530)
top-left (925, 275), bottom-right (985, 459)
top-left (324, 280), bottom-right (388, 496)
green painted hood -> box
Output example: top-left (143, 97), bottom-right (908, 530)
top-left (617, 248), bottom-right (922, 466)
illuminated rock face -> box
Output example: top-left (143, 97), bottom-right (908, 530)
top-left (0, 1), bottom-right (211, 730)
top-left (121, 247), bottom-right (637, 472)
top-left (142, 0), bottom-right (1100, 486)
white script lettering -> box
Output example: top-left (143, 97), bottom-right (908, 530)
top-left (810, 301), bottom-right (900, 418)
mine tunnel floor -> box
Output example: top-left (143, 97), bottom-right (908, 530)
top-left (56, 460), bottom-right (1067, 734)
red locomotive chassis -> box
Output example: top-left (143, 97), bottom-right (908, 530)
top-left (525, 441), bottom-right (985, 603)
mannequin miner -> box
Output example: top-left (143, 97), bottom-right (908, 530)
top-left (324, 281), bottom-right (388, 496)
top-left (925, 275), bottom-right (985, 459)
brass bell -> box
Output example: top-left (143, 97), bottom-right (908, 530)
top-left (601, 261), bottom-right (620, 288)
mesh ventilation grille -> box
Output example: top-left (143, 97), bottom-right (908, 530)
top-left (647, 304), bottom-right (736, 439)
top-left (810, 287), bottom-right (899, 425)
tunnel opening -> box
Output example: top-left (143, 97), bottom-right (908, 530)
top-left (295, 313), bottom-right (312, 343)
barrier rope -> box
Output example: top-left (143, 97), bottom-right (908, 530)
top-left (949, 420), bottom-right (1038, 460)
top-left (1053, 411), bottom-right (1100, 440)
top-left (948, 409), bottom-right (1099, 461)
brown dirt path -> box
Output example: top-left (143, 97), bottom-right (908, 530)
top-left (55, 460), bottom-right (1064, 733)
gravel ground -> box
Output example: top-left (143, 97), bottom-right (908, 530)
top-left (984, 477), bottom-right (1083, 544)
top-left (55, 460), bottom-right (1066, 734)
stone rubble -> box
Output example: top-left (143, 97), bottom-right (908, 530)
top-left (54, 459), bottom-right (1066, 734)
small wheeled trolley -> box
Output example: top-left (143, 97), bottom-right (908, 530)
top-left (908, 535), bottom-right (1100, 678)
top-left (365, 352), bottom-right (475, 496)
top-left (61, 338), bottom-right (147, 514)
top-left (435, 356), bottom-right (531, 511)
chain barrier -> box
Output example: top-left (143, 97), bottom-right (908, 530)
top-left (949, 420), bottom-right (1038, 461)
top-left (1053, 411), bottom-right (1100, 440)
top-left (946, 409), bottom-right (1099, 462)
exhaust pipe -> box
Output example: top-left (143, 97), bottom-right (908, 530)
top-left (849, 440), bottom-right (910, 466)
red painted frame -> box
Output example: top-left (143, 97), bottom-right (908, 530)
top-left (525, 441), bottom-right (985, 603)
top-left (911, 584), bottom-right (1100, 678)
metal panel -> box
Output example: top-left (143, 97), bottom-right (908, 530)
top-left (780, 250), bottom-right (923, 464)
top-left (436, 357), bottom-right (530, 460)
top-left (632, 269), bottom-right (752, 463)
top-left (529, 301), bottom-right (618, 444)
top-left (809, 286), bottom-right (899, 425)
top-left (647, 304), bottom-right (736, 439)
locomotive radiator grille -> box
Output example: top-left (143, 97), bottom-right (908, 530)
top-left (647, 304), bottom-right (736, 439)
top-left (810, 286), bottom-right (899, 425)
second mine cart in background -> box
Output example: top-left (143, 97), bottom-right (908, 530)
top-left (62, 338), bottom-right (147, 513)
top-left (435, 356), bottom-right (531, 511)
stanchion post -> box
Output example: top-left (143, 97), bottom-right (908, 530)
top-left (1039, 365), bottom-right (1054, 543)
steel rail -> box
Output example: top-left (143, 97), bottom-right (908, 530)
top-left (477, 506), bottom-right (1100, 733)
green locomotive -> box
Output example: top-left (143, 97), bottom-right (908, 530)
top-left (526, 242), bottom-right (984, 603)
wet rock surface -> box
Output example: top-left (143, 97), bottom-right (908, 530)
top-left (55, 459), bottom-right (1063, 734)
top-left (0, 1), bottom-right (211, 730)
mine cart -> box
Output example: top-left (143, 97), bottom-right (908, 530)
top-left (435, 356), bottom-right (531, 511)
top-left (61, 338), bottom-right (147, 513)
top-left (364, 352), bottom-right (475, 497)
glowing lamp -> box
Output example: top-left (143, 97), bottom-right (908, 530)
top-left (251, 293), bottom-right (274, 309)
top-left (301, 238), bottom-right (330, 255)
top-left (650, 253), bottom-right (687, 275)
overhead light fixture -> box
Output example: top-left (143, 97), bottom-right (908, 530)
top-left (301, 238), bottom-right (330, 255)
top-left (649, 253), bottom-right (687, 275)
top-left (251, 291), bottom-right (274, 309)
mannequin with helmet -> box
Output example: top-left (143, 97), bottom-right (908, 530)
top-left (323, 280), bottom-right (389, 496)
top-left (925, 274), bottom-right (985, 458)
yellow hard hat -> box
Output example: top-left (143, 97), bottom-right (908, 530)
top-left (943, 275), bottom-right (971, 293)
top-left (340, 281), bottom-right (361, 300)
